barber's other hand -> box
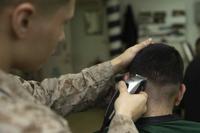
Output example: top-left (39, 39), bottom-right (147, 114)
top-left (111, 38), bottom-right (153, 73)
top-left (114, 81), bottom-right (148, 121)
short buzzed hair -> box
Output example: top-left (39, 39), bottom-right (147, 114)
top-left (129, 43), bottom-right (184, 101)
top-left (129, 43), bottom-right (184, 85)
top-left (0, 0), bottom-right (69, 13)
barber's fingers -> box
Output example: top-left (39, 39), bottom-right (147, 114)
top-left (117, 81), bottom-right (128, 94)
top-left (138, 91), bottom-right (148, 113)
top-left (118, 82), bottom-right (149, 97)
top-left (139, 91), bottom-right (148, 99)
top-left (132, 38), bottom-right (153, 52)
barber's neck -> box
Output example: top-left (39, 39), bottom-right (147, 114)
top-left (143, 100), bottom-right (173, 117)
top-left (0, 38), bottom-right (12, 72)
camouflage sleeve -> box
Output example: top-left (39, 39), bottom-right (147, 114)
top-left (16, 61), bottom-right (114, 116)
top-left (108, 114), bottom-right (138, 133)
top-left (0, 94), bottom-right (72, 133)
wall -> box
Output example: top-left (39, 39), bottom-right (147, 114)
top-left (70, 0), bottom-right (200, 72)
top-left (122, 0), bottom-right (200, 50)
top-left (70, 1), bottom-right (110, 72)
top-left (185, 0), bottom-right (200, 49)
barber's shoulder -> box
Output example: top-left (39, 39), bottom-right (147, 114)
top-left (0, 93), bottom-right (71, 132)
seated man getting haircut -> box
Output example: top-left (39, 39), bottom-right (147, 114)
top-left (100, 43), bottom-right (200, 133)
top-left (130, 43), bottom-right (200, 133)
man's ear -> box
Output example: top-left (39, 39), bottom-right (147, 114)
top-left (175, 84), bottom-right (186, 106)
top-left (123, 72), bottom-right (130, 81)
top-left (11, 3), bottom-right (35, 38)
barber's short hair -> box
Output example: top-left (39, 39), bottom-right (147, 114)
top-left (0, 0), bottom-right (69, 13)
top-left (129, 43), bottom-right (184, 86)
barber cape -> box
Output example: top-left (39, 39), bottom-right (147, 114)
top-left (98, 114), bottom-right (200, 133)
top-left (136, 114), bottom-right (200, 133)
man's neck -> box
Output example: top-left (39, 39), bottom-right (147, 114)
top-left (143, 102), bottom-right (173, 117)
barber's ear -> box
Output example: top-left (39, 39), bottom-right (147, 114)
top-left (123, 72), bottom-right (130, 80)
top-left (11, 3), bottom-right (35, 38)
top-left (175, 84), bottom-right (186, 106)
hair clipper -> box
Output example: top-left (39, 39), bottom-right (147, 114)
top-left (99, 74), bottom-right (147, 132)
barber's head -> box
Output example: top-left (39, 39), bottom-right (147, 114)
top-left (0, 0), bottom-right (75, 70)
top-left (128, 43), bottom-right (185, 113)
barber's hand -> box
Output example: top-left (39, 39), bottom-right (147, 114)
top-left (111, 38), bottom-right (153, 73)
top-left (114, 81), bottom-right (148, 121)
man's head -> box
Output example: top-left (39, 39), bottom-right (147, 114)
top-left (128, 43), bottom-right (185, 116)
top-left (0, 0), bottom-right (75, 71)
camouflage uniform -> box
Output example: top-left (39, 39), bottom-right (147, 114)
top-left (0, 61), bottom-right (138, 133)
top-left (109, 115), bottom-right (138, 133)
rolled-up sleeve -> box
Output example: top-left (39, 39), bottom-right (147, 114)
top-left (108, 114), bottom-right (138, 133)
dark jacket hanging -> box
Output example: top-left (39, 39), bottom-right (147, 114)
top-left (121, 5), bottom-right (138, 48)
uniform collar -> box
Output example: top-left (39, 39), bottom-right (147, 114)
top-left (136, 114), bottom-right (182, 128)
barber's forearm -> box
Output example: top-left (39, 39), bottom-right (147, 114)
top-left (111, 57), bottom-right (123, 74)
top-left (108, 114), bottom-right (139, 133)
top-left (50, 61), bottom-right (114, 115)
